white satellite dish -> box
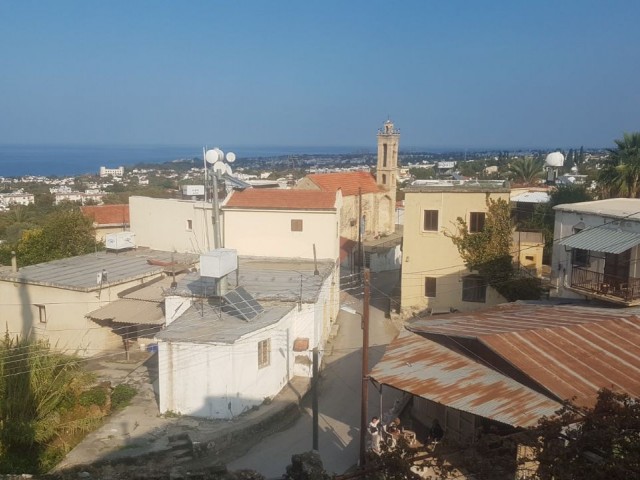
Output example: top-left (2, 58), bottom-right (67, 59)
top-left (226, 152), bottom-right (236, 163)
top-left (213, 161), bottom-right (227, 175)
top-left (205, 149), bottom-right (220, 164)
top-left (225, 163), bottom-right (233, 175)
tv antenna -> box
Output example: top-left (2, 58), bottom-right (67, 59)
top-left (203, 147), bottom-right (236, 249)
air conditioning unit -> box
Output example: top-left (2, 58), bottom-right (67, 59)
top-left (106, 232), bottom-right (136, 251)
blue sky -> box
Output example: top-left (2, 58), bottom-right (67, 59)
top-left (0, 0), bottom-right (638, 149)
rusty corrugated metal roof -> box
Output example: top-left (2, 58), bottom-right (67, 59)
top-left (370, 330), bottom-right (561, 427)
top-left (407, 303), bottom-right (640, 408)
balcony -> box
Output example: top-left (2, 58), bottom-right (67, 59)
top-left (570, 267), bottom-right (640, 306)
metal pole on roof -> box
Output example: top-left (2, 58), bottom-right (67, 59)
top-left (212, 171), bottom-right (222, 249)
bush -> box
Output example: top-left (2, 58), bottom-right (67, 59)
top-left (111, 384), bottom-right (137, 410)
top-left (78, 386), bottom-right (108, 408)
top-left (497, 277), bottom-right (543, 302)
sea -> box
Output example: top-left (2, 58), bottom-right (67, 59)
top-left (0, 144), bottom-right (370, 178)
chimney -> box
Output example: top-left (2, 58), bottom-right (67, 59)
top-left (11, 251), bottom-right (17, 273)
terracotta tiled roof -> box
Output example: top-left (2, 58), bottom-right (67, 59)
top-left (224, 189), bottom-right (337, 210)
top-left (81, 204), bottom-right (129, 226)
top-left (305, 171), bottom-right (381, 196)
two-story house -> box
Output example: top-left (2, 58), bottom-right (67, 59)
top-left (552, 198), bottom-right (640, 305)
top-left (401, 180), bottom-right (511, 314)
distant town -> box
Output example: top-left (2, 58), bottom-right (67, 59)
top-left (0, 146), bottom-right (609, 210)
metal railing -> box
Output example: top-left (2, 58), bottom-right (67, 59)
top-left (570, 267), bottom-right (640, 302)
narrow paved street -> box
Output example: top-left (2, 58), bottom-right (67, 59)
top-left (227, 271), bottom-right (402, 478)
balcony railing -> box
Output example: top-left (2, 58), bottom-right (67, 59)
top-left (571, 266), bottom-right (640, 303)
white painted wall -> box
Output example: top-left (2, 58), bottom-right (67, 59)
top-left (158, 308), bottom-right (297, 419)
top-left (157, 265), bottom-right (340, 418)
top-left (368, 245), bottom-right (402, 272)
top-left (129, 196), bottom-right (216, 254)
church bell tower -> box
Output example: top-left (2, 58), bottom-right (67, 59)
top-left (376, 119), bottom-right (400, 191)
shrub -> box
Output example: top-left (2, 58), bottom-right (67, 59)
top-left (78, 386), bottom-right (108, 408)
top-left (111, 384), bottom-right (137, 410)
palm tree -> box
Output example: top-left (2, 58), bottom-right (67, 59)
top-left (508, 157), bottom-right (544, 185)
top-left (598, 132), bottom-right (640, 198)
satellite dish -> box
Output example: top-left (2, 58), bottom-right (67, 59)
top-left (205, 149), bottom-right (220, 164)
top-left (213, 161), bottom-right (227, 175)
top-left (226, 152), bottom-right (236, 163)
top-left (225, 163), bottom-right (233, 175)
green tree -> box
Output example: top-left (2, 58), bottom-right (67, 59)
top-left (532, 388), bottom-right (640, 480)
top-left (598, 132), bottom-right (640, 198)
top-left (521, 184), bottom-right (594, 262)
top-left (408, 167), bottom-right (435, 180)
top-left (0, 334), bottom-right (97, 472)
top-left (446, 198), bottom-right (541, 301)
top-left (508, 157), bottom-right (544, 185)
top-left (15, 209), bottom-right (100, 266)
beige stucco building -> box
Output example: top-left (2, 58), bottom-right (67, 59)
top-left (401, 181), bottom-right (510, 314)
top-left (0, 249), bottom-right (197, 355)
top-left (221, 189), bottom-right (341, 262)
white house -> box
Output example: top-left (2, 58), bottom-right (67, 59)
top-left (100, 166), bottom-right (124, 178)
top-left (552, 198), bottom-right (640, 305)
top-left (155, 255), bottom-right (339, 419)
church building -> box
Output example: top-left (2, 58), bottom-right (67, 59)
top-left (295, 120), bottom-right (402, 273)
top-left (296, 120), bottom-right (399, 241)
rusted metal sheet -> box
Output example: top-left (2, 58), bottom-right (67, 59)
top-left (402, 303), bottom-right (640, 410)
top-left (370, 330), bottom-right (561, 427)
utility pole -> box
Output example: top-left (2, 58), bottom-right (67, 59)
top-left (358, 187), bottom-right (363, 272)
top-left (359, 268), bottom-right (371, 467)
top-left (312, 347), bottom-right (319, 450)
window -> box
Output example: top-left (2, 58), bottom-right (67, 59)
top-left (36, 304), bottom-right (46, 323)
top-left (462, 276), bottom-right (486, 303)
top-left (423, 210), bottom-right (439, 232)
top-left (424, 277), bottom-right (436, 297)
top-left (525, 255), bottom-right (534, 261)
top-left (383, 143), bottom-right (388, 167)
top-left (572, 248), bottom-right (590, 267)
top-left (382, 174), bottom-right (387, 185)
top-left (186, 219), bottom-right (193, 231)
top-left (291, 219), bottom-right (303, 232)
top-left (469, 212), bottom-right (485, 233)
top-left (258, 339), bottom-right (271, 368)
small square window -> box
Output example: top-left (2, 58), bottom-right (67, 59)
top-left (525, 255), bottom-right (534, 261)
top-left (186, 219), bottom-right (193, 231)
top-left (462, 276), bottom-right (486, 303)
top-left (424, 277), bottom-right (436, 297)
top-left (291, 219), bottom-right (303, 232)
top-left (469, 212), bottom-right (485, 233)
top-left (258, 338), bottom-right (271, 368)
top-left (423, 210), bottom-right (438, 231)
